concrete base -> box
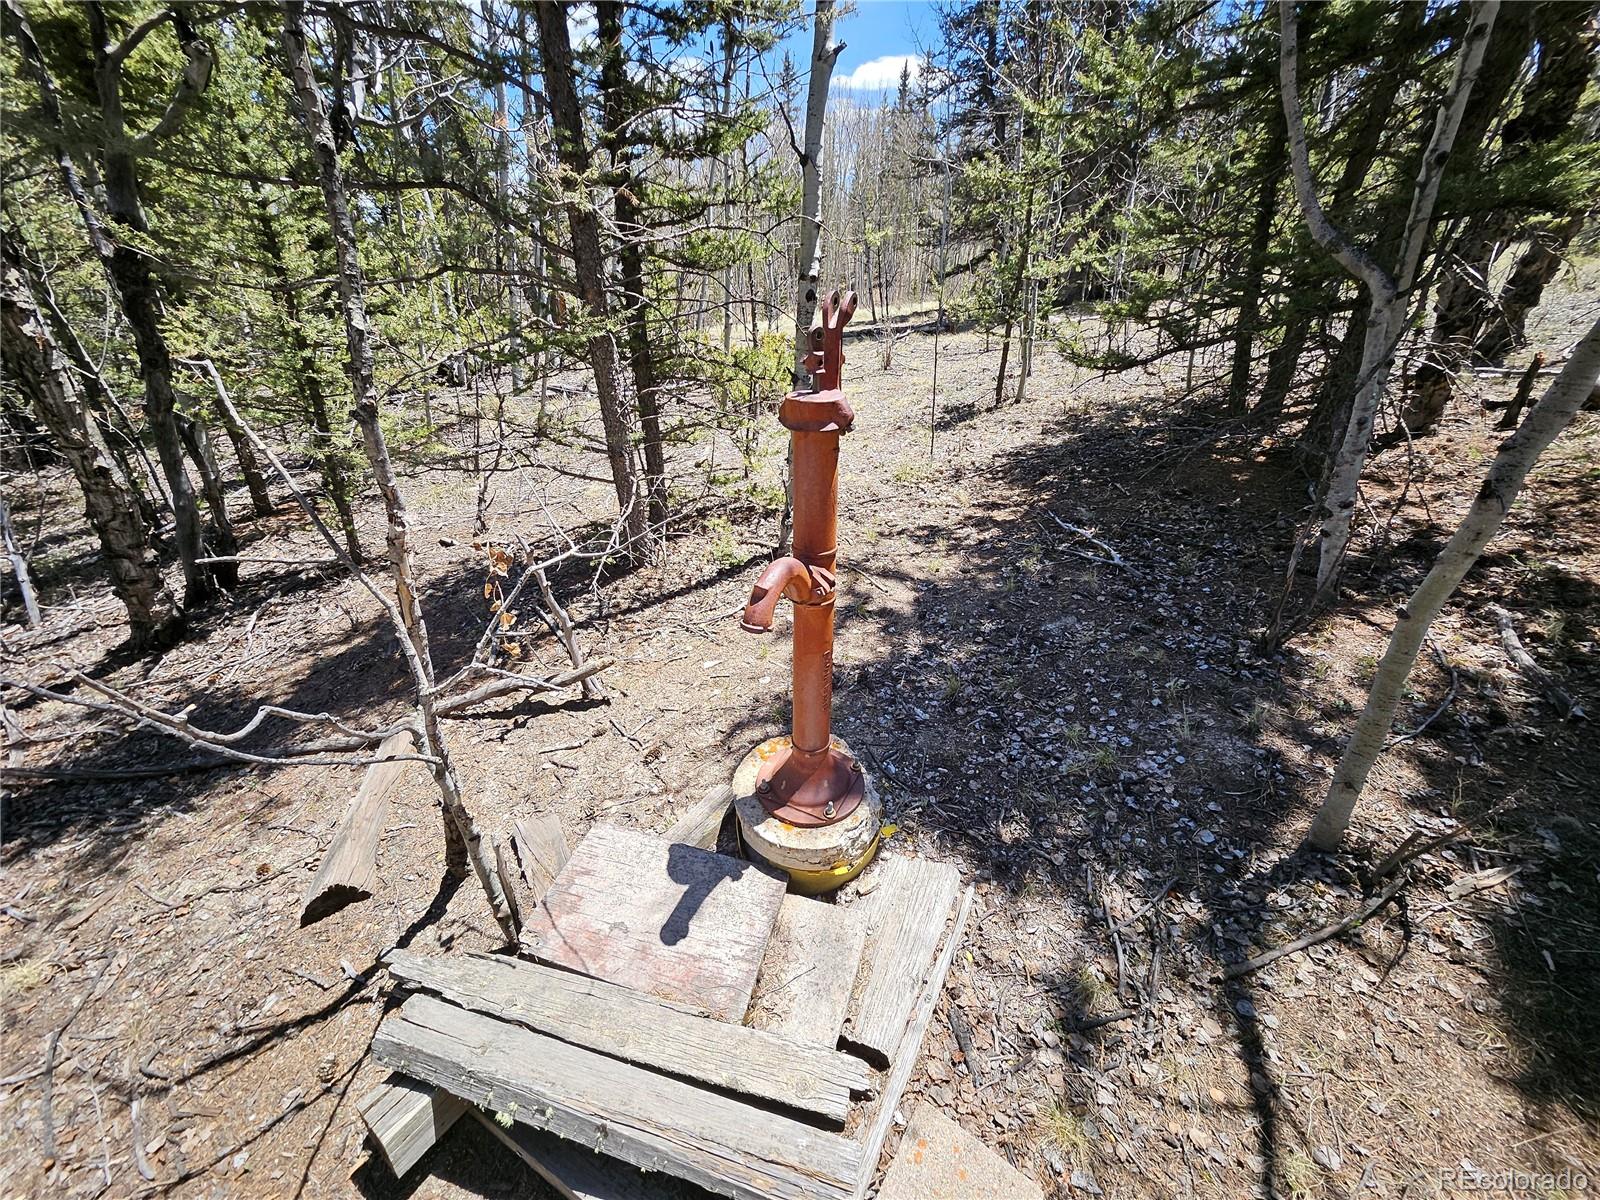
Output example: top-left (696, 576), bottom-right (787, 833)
top-left (732, 736), bottom-right (882, 894)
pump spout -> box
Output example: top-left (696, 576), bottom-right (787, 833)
top-left (740, 557), bottom-right (813, 633)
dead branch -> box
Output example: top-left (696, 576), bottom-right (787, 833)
top-left (1048, 511), bottom-right (1132, 570)
top-left (40, 953), bottom-right (116, 1161)
top-left (0, 673), bottom-right (427, 769)
top-left (434, 659), bottom-right (614, 715)
top-left (445, 516), bottom-right (628, 694)
top-left (1486, 603), bottom-right (1582, 720)
top-left (1, 655), bottom-right (609, 774)
top-left (1108, 874), bottom-right (1177, 936)
top-left (1220, 873), bottom-right (1407, 980)
top-left (1367, 801), bottom-right (1509, 888)
top-left (1389, 641), bottom-right (1458, 745)
top-left (1067, 1008), bottom-right (1138, 1033)
top-left (534, 566), bottom-right (604, 700)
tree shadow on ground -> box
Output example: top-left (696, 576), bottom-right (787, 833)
top-left (1305, 457), bottom-right (1600, 1125)
top-left (719, 395), bottom-right (1600, 1191)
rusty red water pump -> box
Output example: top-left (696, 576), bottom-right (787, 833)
top-left (739, 289), bottom-right (866, 829)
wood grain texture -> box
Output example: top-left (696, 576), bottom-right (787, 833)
top-left (385, 949), bottom-right (872, 1124)
top-left (512, 812), bottom-right (570, 896)
top-left (663, 785), bottom-right (733, 850)
top-left (853, 886), bottom-right (975, 1200)
top-left (497, 811), bottom-right (569, 929)
top-left (472, 1107), bottom-right (712, 1200)
top-left (518, 824), bottom-right (784, 1021)
top-left (300, 731), bottom-right (416, 926)
top-left (372, 993), bottom-right (861, 1200)
top-left (750, 895), bottom-right (867, 1049)
top-left (357, 1073), bottom-right (467, 1177)
top-left (842, 856), bottom-right (962, 1064)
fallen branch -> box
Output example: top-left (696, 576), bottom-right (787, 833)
top-left (1445, 864), bottom-right (1520, 901)
top-left (41, 954), bottom-right (116, 1161)
top-left (2, 672), bottom-right (425, 767)
top-left (1108, 874), bottom-right (1177, 936)
top-left (1389, 641), bottom-right (1458, 745)
top-left (1220, 873), bottom-right (1407, 980)
top-left (1367, 801), bottom-right (1509, 888)
top-left (1486, 604), bottom-right (1582, 720)
top-left (433, 658), bottom-right (613, 715)
top-left (1048, 511), bottom-right (1133, 571)
top-left (1067, 1008), bottom-right (1138, 1033)
top-left (0, 659), bottom-right (609, 777)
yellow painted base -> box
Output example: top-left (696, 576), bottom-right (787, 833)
top-left (745, 829), bottom-right (881, 895)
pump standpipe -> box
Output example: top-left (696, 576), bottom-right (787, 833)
top-left (732, 290), bottom-right (882, 890)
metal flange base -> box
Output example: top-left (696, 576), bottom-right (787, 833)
top-left (732, 736), bottom-right (882, 895)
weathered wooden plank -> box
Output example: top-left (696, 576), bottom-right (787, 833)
top-left (874, 1101), bottom-right (1042, 1200)
top-left (853, 886), bottom-right (975, 1200)
top-left (842, 856), bottom-right (962, 1064)
top-left (357, 1073), bottom-right (467, 1177)
top-left (512, 812), bottom-right (570, 895)
top-left (749, 895), bottom-right (868, 1049)
top-left (663, 785), bottom-right (733, 850)
top-left (372, 994), bottom-right (861, 1200)
top-left (300, 731), bottom-right (416, 926)
top-left (496, 811), bottom-right (569, 928)
top-left (386, 949), bottom-right (872, 1124)
top-left (472, 1107), bottom-right (711, 1200)
top-left (495, 839), bottom-right (532, 929)
top-left (519, 825), bottom-right (784, 1022)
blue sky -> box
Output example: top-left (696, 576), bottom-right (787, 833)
top-left (569, 2), bottom-right (936, 101)
top-left (826, 1), bottom-right (938, 92)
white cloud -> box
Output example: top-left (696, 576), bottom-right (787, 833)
top-left (833, 54), bottom-right (920, 93)
top-left (567, 4), bottom-right (597, 49)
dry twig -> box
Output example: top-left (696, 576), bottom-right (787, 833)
top-left (1221, 873), bottom-right (1407, 980)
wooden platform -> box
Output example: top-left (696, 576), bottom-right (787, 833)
top-left (367, 828), bottom-right (988, 1200)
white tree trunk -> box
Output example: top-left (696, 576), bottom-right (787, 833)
top-left (494, 72), bottom-right (522, 393)
top-left (1314, 303), bottom-right (1405, 593)
top-left (282, 2), bottom-right (515, 939)
top-left (792, 0), bottom-right (842, 382)
top-left (1280, 0), bottom-right (1501, 600)
top-left (1309, 314), bottom-right (1600, 850)
top-left (778, 0), bottom-right (843, 552)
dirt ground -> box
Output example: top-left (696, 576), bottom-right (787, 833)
top-left (3, 285), bottom-right (1598, 1199)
